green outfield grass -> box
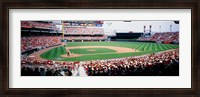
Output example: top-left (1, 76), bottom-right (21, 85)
top-left (40, 46), bottom-right (67, 60)
top-left (69, 48), bottom-right (116, 54)
top-left (40, 42), bottom-right (179, 61)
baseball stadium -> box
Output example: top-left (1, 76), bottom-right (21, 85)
top-left (21, 21), bottom-right (179, 76)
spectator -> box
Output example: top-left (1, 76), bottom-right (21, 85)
top-left (21, 49), bottom-right (179, 76)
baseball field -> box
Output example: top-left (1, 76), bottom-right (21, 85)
top-left (39, 41), bottom-right (179, 61)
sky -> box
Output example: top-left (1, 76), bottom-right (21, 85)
top-left (102, 21), bottom-right (179, 33)
top-left (55, 21), bottom-right (179, 34)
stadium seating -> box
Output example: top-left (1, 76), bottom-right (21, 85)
top-left (137, 32), bottom-right (179, 44)
top-left (65, 27), bottom-right (104, 35)
top-left (20, 21), bottom-right (179, 76)
top-left (21, 21), bottom-right (57, 30)
top-left (21, 49), bottom-right (179, 76)
top-left (64, 27), bottom-right (106, 41)
top-left (66, 36), bottom-right (107, 40)
top-left (21, 36), bottom-right (62, 52)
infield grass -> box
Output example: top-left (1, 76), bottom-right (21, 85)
top-left (40, 42), bottom-right (179, 61)
top-left (69, 48), bottom-right (116, 54)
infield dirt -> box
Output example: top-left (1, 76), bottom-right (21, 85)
top-left (30, 46), bottom-right (138, 60)
top-left (61, 46), bottom-right (138, 58)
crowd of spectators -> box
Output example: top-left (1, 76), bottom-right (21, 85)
top-left (65, 27), bottom-right (104, 35)
top-left (21, 21), bottom-right (58, 30)
top-left (21, 36), bottom-right (62, 52)
top-left (21, 49), bottom-right (179, 76)
top-left (66, 36), bottom-right (107, 41)
top-left (137, 32), bottom-right (179, 44)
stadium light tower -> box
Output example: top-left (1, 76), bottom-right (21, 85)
top-left (144, 25), bottom-right (146, 33)
top-left (149, 25), bottom-right (152, 32)
top-left (149, 25), bottom-right (152, 36)
top-left (143, 25), bottom-right (146, 37)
